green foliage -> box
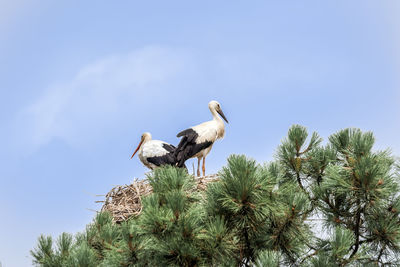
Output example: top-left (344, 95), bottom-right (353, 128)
top-left (31, 235), bottom-right (56, 266)
top-left (254, 250), bottom-right (280, 267)
top-left (197, 215), bottom-right (237, 266)
top-left (32, 125), bottom-right (400, 266)
top-left (331, 227), bottom-right (355, 261)
top-left (135, 166), bottom-right (204, 266)
top-left (206, 155), bottom-right (277, 264)
top-left (66, 242), bottom-right (98, 267)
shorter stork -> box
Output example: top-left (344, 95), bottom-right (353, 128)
top-left (175, 100), bottom-right (228, 176)
top-left (131, 132), bottom-right (181, 170)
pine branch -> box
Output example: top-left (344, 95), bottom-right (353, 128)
top-left (349, 202), bottom-right (362, 258)
top-left (299, 249), bottom-right (318, 265)
top-left (377, 245), bottom-right (385, 263)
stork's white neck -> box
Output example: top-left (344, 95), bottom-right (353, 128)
top-left (210, 108), bottom-right (222, 122)
top-left (210, 108), bottom-right (225, 139)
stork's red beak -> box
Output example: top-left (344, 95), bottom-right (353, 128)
top-left (131, 139), bottom-right (143, 159)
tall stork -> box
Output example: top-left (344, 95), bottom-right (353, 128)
top-left (131, 132), bottom-right (182, 170)
top-left (175, 100), bottom-right (228, 176)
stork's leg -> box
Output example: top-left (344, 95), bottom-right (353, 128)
top-left (202, 157), bottom-right (206, 177)
top-left (197, 158), bottom-right (201, 177)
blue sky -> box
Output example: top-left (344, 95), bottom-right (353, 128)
top-left (1, 1), bottom-right (400, 266)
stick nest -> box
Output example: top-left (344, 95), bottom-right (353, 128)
top-left (99, 174), bottom-right (219, 223)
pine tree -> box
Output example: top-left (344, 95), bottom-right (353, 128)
top-left (205, 154), bottom-right (312, 265)
top-left (276, 125), bottom-right (400, 266)
top-left (31, 125), bottom-right (400, 266)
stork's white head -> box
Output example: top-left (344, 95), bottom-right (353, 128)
top-left (141, 132), bottom-right (152, 142)
top-left (208, 100), bottom-right (229, 123)
top-left (131, 132), bottom-right (152, 159)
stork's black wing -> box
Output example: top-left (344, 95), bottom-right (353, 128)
top-left (146, 152), bottom-right (176, 166)
top-left (162, 143), bottom-right (176, 153)
top-left (174, 128), bottom-right (213, 167)
top-left (146, 143), bottom-right (186, 169)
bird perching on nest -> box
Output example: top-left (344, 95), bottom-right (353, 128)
top-left (175, 100), bottom-right (229, 177)
top-left (131, 132), bottom-right (183, 170)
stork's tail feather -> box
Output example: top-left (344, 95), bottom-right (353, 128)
top-left (174, 136), bottom-right (189, 167)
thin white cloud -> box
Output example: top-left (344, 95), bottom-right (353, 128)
top-left (15, 46), bottom-right (190, 152)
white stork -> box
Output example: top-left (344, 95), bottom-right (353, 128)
top-left (131, 132), bottom-right (182, 170)
top-left (175, 100), bottom-right (228, 176)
